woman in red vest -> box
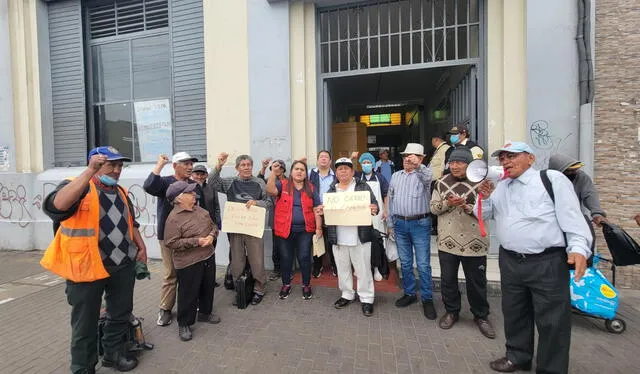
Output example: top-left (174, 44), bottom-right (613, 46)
top-left (266, 160), bottom-right (323, 300)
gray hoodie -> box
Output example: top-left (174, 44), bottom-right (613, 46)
top-left (548, 153), bottom-right (606, 218)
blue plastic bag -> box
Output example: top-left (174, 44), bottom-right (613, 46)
top-left (570, 263), bottom-right (619, 320)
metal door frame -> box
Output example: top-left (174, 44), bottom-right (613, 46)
top-left (316, 0), bottom-right (488, 151)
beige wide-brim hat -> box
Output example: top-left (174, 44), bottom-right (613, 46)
top-left (400, 143), bottom-right (425, 156)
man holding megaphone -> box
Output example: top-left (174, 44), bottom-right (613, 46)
top-left (473, 141), bottom-right (592, 374)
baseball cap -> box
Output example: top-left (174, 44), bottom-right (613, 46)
top-left (448, 124), bottom-right (469, 134)
top-left (172, 152), bottom-right (198, 163)
top-left (192, 165), bottom-right (208, 173)
top-left (87, 146), bottom-right (131, 162)
top-left (334, 157), bottom-right (354, 169)
top-left (490, 141), bottom-right (535, 157)
top-left (166, 181), bottom-right (198, 203)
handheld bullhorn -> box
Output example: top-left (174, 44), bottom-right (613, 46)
top-left (465, 160), bottom-right (508, 237)
top-left (466, 160), bottom-right (507, 183)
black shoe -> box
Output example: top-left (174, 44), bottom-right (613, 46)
top-left (422, 299), bottom-right (437, 320)
top-left (251, 292), bottom-right (264, 305)
top-left (362, 303), bottom-right (374, 317)
top-left (279, 285), bottom-right (292, 299)
top-left (302, 286), bottom-right (313, 300)
top-left (395, 294), bottom-right (417, 308)
top-left (331, 265), bottom-right (338, 277)
top-left (215, 281), bottom-right (220, 288)
top-left (178, 325), bottom-right (192, 341)
top-left (102, 352), bottom-right (138, 372)
top-left (334, 297), bottom-right (352, 309)
top-left (312, 263), bottom-right (323, 278)
top-left (489, 357), bottom-right (532, 372)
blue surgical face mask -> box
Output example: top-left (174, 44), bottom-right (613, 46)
top-left (99, 174), bottom-right (117, 186)
top-left (450, 134), bottom-right (460, 144)
top-left (361, 164), bottom-right (373, 174)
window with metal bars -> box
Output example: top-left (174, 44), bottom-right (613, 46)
top-left (88, 0), bottom-right (169, 39)
top-left (319, 0), bottom-right (480, 75)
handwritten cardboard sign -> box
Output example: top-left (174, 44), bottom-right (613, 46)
top-left (222, 202), bottom-right (266, 238)
top-left (323, 191), bottom-right (371, 226)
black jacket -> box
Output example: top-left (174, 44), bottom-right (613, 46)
top-left (324, 179), bottom-right (379, 246)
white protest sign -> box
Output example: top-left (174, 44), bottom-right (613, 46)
top-left (322, 191), bottom-right (372, 226)
top-left (134, 99), bottom-right (173, 162)
top-left (222, 202), bottom-right (266, 238)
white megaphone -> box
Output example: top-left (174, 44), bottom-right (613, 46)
top-left (466, 159), bottom-right (507, 183)
top-left (465, 160), bottom-right (508, 238)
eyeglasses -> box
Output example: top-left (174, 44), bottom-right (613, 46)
top-left (497, 152), bottom-right (522, 162)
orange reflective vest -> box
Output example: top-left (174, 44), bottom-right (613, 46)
top-left (40, 180), bottom-right (134, 282)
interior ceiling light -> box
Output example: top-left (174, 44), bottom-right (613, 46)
top-left (366, 103), bottom-right (407, 109)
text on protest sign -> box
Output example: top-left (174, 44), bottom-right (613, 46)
top-left (222, 202), bottom-right (266, 238)
top-left (322, 191), bottom-right (372, 226)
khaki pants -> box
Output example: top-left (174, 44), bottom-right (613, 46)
top-left (158, 240), bottom-right (177, 311)
top-left (229, 233), bottom-right (266, 293)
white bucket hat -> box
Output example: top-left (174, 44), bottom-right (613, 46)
top-left (400, 143), bottom-right (425, 156)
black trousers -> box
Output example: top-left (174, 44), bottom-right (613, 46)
top-left (176, 255), bottom-right (216, 327)
top-left (272, 230), bottom-right (280, 270)
top-left (438, 251), bottom-right (489, 319)
top-left (499, 247), bottom-right (571, 374)
top-left (65, 263), bottom-right (135, 374)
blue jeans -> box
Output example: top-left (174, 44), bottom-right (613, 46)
top-left (393, 217), bottom-right (433, 300)
top-left (276, 231), bottom-right (313, 286)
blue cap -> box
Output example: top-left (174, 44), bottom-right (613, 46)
top-left (87, 146), bottom-right (131, 162)
top-left (490, 141), bottom-right (535, 157)
top-left (358, 152), bottom-right (375, 165)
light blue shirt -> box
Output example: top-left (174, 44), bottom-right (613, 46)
top-left (309, 168), bottom-right (335, 203)
top-left (473, 167), bottom-right (592, 258)
top-left (387, 164), bottom-right (433, 225)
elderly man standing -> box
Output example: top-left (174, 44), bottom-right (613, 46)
top-left (430, 148), bottom-right (494, 339)
top-left (320, 157), bottom-right (379, 316)
top-left (41, 146), bottom-right (145, 373)
top-left (209, 152), bottom-right (272, 305)
top-left (144, 152), bottom-right (204, 327)
top-left (476, 142), bottom-right (592, 373)
top-left (386, 143), bottom-right (437, 320)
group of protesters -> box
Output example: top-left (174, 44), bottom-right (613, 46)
top-left (41, 120), bottom-right (614, 374)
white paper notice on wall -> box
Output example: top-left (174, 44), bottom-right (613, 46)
top-left (134, 99), bottom-right (173, 162)
top-left (0, 146), bottom-right (9, 171)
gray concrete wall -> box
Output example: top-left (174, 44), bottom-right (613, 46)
top-left (526, 0), bottom-right (581, 168)
top-left (0, 0), bottom-right (16, 173)
top-left (247, 0), bottom-right (291, 167)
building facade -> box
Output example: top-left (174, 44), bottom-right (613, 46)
top-left (3, 0), bottom-right (636, 286)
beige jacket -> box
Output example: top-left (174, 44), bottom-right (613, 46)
top-left (429, 143), bottom-right (451, 180)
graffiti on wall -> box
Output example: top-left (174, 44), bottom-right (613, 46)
top-left (529, 120), bottom-right (574, 169)
top-left (0, 180), bottom-right (157, 239)
top-left (126, 183), bottom-right (157, 239)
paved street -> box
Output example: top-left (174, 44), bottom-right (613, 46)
top-left (1, 250), bottom-right (639, 374)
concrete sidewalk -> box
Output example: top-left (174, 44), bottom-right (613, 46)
top-left (1, 250), bottom-right (639, 374)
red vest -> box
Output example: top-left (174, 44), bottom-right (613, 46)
top-left (273, 180), bottom-right (316, 239)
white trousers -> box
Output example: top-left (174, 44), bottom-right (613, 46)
top-left (333, 242), bottom-right (375, 304)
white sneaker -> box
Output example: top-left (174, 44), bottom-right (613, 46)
top-left (373, 267), bottom-right (383, 282)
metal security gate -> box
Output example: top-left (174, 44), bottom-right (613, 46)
top-left (318, 0), bottom-right (481, 77)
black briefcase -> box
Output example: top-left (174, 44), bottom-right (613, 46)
top-left (235, 266), bottom-right (255, 309)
